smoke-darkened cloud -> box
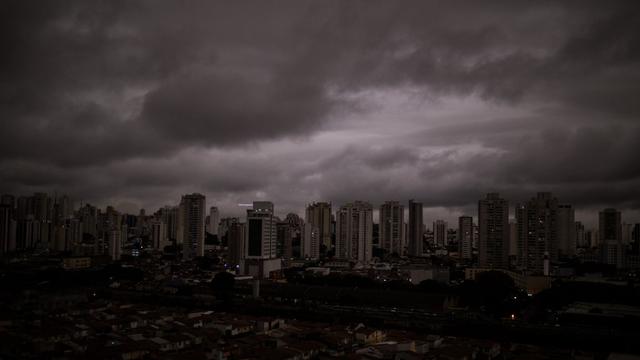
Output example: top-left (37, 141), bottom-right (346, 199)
top-left (2, 0), bottom-right (640, 225)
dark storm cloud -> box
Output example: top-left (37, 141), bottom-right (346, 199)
top-left (141, 72), bottom-right (331, 146)
top-left (323, 145), bottom-right (421, 171)
top-left (2, 0), bottom-right (640, 221)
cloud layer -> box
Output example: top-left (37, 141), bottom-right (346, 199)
top-left (2, 0), bottom-right (640, 226)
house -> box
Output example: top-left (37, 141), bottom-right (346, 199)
top-left (286, 340), bottom-right (327, 359)
top-left (355, 327), bottom-right (385, 345)
top-left (211, 320), bottom-right (253, 337)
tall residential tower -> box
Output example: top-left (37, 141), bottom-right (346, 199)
top-left (407, 200), bottom-right (423, 257)
top-left (479, 193), bottom-right (509, 269)
top-left (380, 201), bottom-right (405, 256)
top-left (179, 193), bottom-right (206, 259)
top-left (336, 201), bottom-right (373, 264)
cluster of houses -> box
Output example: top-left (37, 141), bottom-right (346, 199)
top-left (0, 299), bottom-right (561, 359)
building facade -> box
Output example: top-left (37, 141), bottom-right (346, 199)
top-left (305, 202), bottom-right (332, 254)
top-left (433, 220), bottom-right (448, 248)
top-left (458, 216), bottom-right (473, 260)
top-left (516, 192), bottom-right (558, 275)
top-left (380, 201), bottom-right (405, 256)
top-left (557, 204), bottom-right (576, 257)
top-left (336, 201), bottom-right (373, 264)
top-left (407, 200), bottom-right (423, 257)
top-left (245, 201), bottom-right (277, 260)
top-left (179, 193), bottom-right (206, 259)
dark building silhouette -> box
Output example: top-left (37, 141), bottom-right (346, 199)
top-left (380, 201), bottom-right (405, 256)
top-left (478, 193), bottom-right (509, 269)
top-left (305, 202), bottom-right (332, 254)
top-left (408, 200), bottom-right (424, 257)
top-left (458, 216), bottom-right (473, 260)
top-left (516, 192), bottom-right (559, 275)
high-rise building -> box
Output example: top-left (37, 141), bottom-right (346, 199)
top-left (599, 208), bottom-right (623, 268)
top-left (218, 217), bottom-right (239, 245)
top-left (599, 208), bottom-right (622, 242)
top-left (276, 213), bottom-right (304, 259)
top-left (305, 202), bottom-right (332, 253)
top-left (65, 218), bottom-right (82, 251)
top-left (207, 206), bottom-right (220, 235)
top-left (136, 209), bottom-right (148, 235)
top-left (479, 193), bottom-right (509, 269)
top-left (575, 221), bottom-right (586, 248)
top-left (151, 220), bottom-right (168, 250)
top-left (585, 229), bottom-right (599, 248)
top-left (380, 201), bottom-right (405, 255)
top-left (408, 200), bottom-right (423, 257)
top-left (32, 192), bottom-right (51, 221)
top-left (557, 204), bottom-right (576, 257)
top-left (159, 206), bottom-right (178, 241)
top-left (303, 223), bottom-right (320, 260)
top-left (336, 201), bottom-right (373, 264)
top-left (52, 195), bottom-right (72, 223)
top-left (0, 194), bottom-right (15, 207)
top-left (16, 218), bottom-right (36, 250)
top-left (12, 193), bottom-right (55, 250)
top-left (179, 193), bottom-right (206, 258)
top-left (632, 224), bottom-right (640, 251)
top-left (433, 220), bottom-right (448, 247)
top-left (509, 220), bottom-right (517, 257)
top-left (246, 201), bottom-right (277, 259)
top-left (516, 192), bottom-right (559, 275)
top-left (276, 220), bottom-right (287, 258)
top-left (372, 223), bottom-right (379, 247)
top-left (16, 196), bottom-right (33, 221)
top-left (227, 222), bottom-right (246, 269)
top-left (108, 228), bottom-right (122, 261)
top-left (78, 204), bottom-right (98, 239)
top-left (0, 204), bottom-right (16, 255)
top-left (600, 240), bottom-right (624, 268)
top-left (458, 216), bottom-right (473, 260)
top-left (447, 228), bottom-right (457, 245)
top-left (52, 222), bottom-right (68, 252)
top-left (120, 224), bottom-right (129, 253)
top-left (622, 223), bottom-right (632, 244)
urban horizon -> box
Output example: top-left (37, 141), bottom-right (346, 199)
top-left (2, 189), bottom-right (639, 228)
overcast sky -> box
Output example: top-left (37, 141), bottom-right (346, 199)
top-left (2, 1), bottom-right (640, 226)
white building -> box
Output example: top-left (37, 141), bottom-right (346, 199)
top-left (245, 201), bottom-right (277, 260)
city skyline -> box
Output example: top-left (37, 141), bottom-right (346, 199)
top-left (4, 189), bottom-right (638, 271)
top-left (3, 190), bottom-right (640, 232)
top-left (2, 1), bottom-right (640, 226)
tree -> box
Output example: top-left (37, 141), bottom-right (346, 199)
top-left (457, 271), bottom-right (518, 316)
top-left (211, 271), bottom-right (235, 305)
top-left (476, 271), bottom-right (516, 300)
top-left (417, 279), bottom-right (448, 293)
